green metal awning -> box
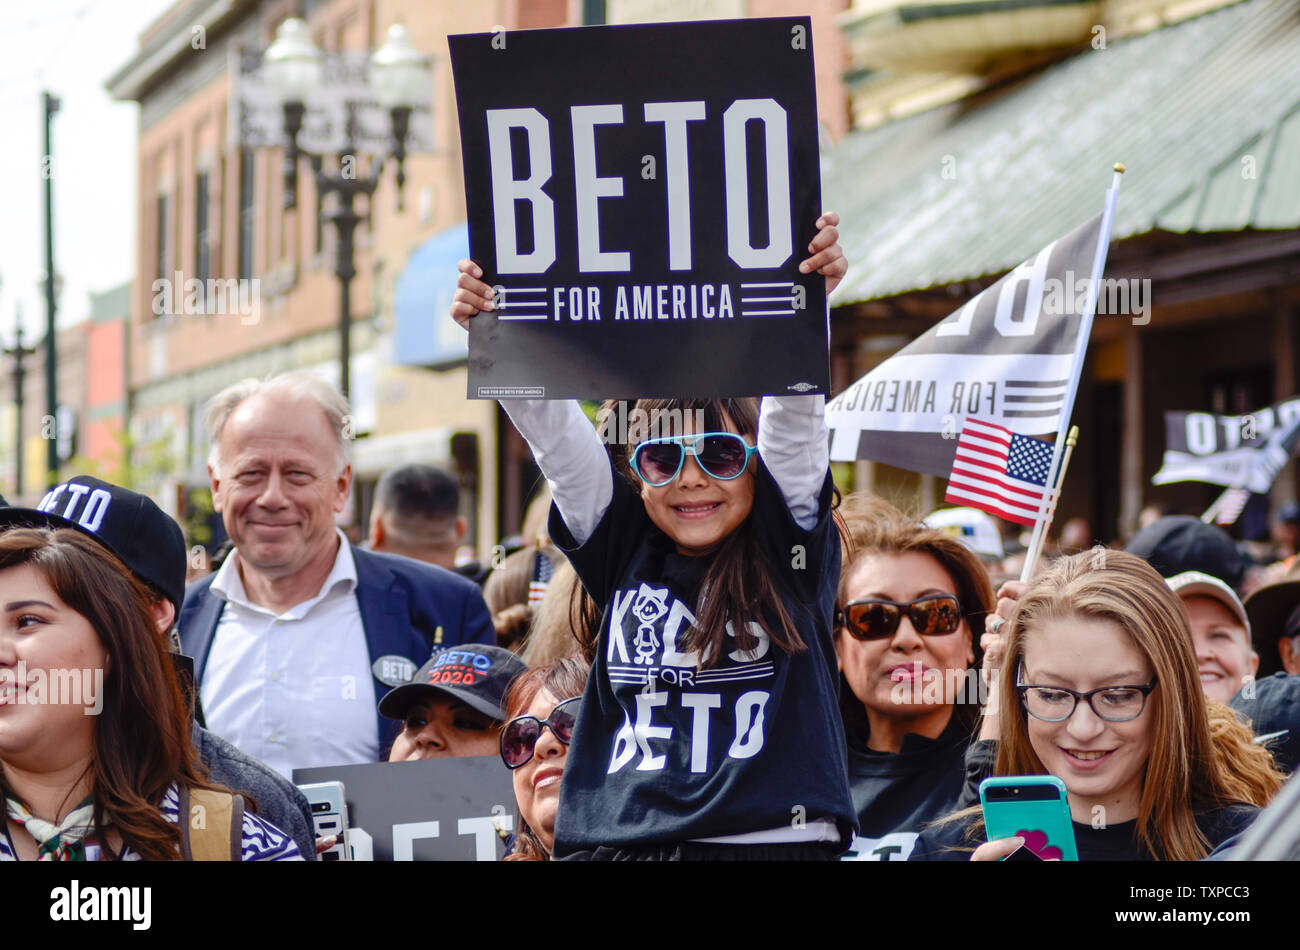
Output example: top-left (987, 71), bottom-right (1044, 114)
top-left (826, 0), bottom-right (1300, 305)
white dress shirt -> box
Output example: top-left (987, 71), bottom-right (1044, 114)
top-left (200, 530), bottom-right (379, 778)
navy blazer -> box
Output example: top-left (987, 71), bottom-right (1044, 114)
top-left (179, 545), bottom-right (496, 757)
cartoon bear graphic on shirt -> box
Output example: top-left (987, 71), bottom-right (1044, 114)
top-left (631, 584), bottom-right (670, 665)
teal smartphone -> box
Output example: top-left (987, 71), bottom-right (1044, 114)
top-left (979, 775), bottom-right (1079, 861)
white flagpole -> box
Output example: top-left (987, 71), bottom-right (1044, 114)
top-left (1019, 164), bottom-right (1124, 584)
top-left (1021, 426), bottom-right (1079, 576)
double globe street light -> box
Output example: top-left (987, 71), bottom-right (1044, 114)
top-left (262, 18), bottom-right (432, 399)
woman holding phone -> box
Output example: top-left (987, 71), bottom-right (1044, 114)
top-left (911, 549), bottom-right (1281, 861)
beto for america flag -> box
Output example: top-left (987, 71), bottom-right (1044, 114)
top-left (1153, 397), bottom-right (1300, 493)
top-left (945, 419), bottom-right (1054, 526)
top-left (827, 212), bottom-right (1110, 477)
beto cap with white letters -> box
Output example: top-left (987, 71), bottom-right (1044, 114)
top-left (378, 645), bottom-right (528, 723)
top-left (0, 475), bottom-right (187, 614)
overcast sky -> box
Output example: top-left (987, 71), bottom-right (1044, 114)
top-left (0, 0), bottom-right (177, 342)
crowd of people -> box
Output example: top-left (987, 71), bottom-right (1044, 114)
top-left (2, 212), bottom-right (1297, 861)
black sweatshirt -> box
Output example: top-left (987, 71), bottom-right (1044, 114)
top-left (840, 713), bottom-right (975, 861)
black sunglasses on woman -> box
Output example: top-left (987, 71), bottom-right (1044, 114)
top-left (500, 697), bottom-right (582, 769)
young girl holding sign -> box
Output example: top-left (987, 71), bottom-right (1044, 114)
top-left (451, 213), bottom-right (855, 859)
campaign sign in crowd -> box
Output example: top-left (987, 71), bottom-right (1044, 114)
top-left (449, 18), bottom-right (830, 399)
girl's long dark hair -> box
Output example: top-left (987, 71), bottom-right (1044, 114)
top-left (593, 397), bottom-right (810, 668)
top-left (0, 528), bottom-right (226, 861)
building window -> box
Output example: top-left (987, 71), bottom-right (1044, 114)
top-left (315, 179), bottom-right (325, 256)
top-left (238, 149), bottom-right (256, 281)
top-left (215, 153), bottom-right (225, 276)
top-left (155, 193), bottom-right (171, 287)
top-left (195, 170), bottom-right (211, 292)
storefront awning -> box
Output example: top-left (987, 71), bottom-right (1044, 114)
top-left (392, 222), bottom-right (470, 369)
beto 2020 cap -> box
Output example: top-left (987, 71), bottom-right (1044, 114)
top-left (378, 645), bottom-right (528, 723)
top-left (1166, 571), bottom-right (1251, 635)
top-left (0, 475), bottom-right (187, 614)
top-left (1125, 515), bottom-right (1246, 591)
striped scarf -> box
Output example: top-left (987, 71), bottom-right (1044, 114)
top-left (5, 795), bottom-right (96, 861)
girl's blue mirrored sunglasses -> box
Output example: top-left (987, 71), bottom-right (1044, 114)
top-left (630, 432), bottom-right (758, 486)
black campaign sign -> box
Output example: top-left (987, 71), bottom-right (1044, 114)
top-left (294, 756), bottom-right (517, 861)
top-left (448, 18), bottom-right (828, 399)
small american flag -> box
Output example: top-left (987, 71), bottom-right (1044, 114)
top-left (528, 549), bottom-right (555, 607)
top-left (945, 418), bottom-right (1055, 527)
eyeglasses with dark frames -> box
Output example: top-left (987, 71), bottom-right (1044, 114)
top-left (1015, 664), bottom-right (1158, 723)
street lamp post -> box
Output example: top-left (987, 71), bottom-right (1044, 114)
top-left (263, 19), bottom-right (431, 400)
top-left (43, 90), bottom-right (60, 487)
top-left (4, 304), bottom-right (36, 497)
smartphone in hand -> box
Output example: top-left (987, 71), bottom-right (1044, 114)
top-left (299, 780), bottom-right (351, 861)
top-left (979, 775), bottom-right (1078, 861)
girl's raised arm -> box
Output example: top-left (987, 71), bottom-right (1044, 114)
top-left (757, 395), bottom-right (827, 531)
top-left (755, 212), bottom-right (845, 530)
top-left (452, 260), bottom-right (612, 545)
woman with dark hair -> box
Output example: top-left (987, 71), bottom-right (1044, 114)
top-left (0, 528), bottom-right (300, 860)
top-left (499, 655), bottom-right (591, 861)
top-left (912, 549), bottom-right (1282, 861)
top-left (834, 494), bottom-right (995, 861)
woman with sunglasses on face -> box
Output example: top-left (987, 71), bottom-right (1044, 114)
top-left (499, 655), bottom-right (591, 860)
top-left (911, 549), bottom-right (1282, 861)
top-left (834, 494), bottom-right (994, 861)
top-left (453, 215), bottom-right (856, 860)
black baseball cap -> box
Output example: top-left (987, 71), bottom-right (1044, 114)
top-left (378, 645), bottom-right (528, 722)
top-left (0, 475), bottom-right (187, 614)
top-left (1244, 561), bottom-right (1300, 677)
top-left (1230, 672), bottom-right (1300, 774)
top-left (1125, 515), bottom-right (1246, 591)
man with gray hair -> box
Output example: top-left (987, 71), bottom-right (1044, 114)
top-left (179, 371), bottom-right (495, 777)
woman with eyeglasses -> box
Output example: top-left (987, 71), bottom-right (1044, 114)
top-left (499, 655), bottom-right (591, 861)
top-left (911, 549), bottom-right (1282, 861)
top-left (833, 494), bottom-right (995, 861)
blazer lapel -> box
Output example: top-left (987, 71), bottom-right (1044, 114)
top-left (353, 547), bottom-right (420, 750)
top-left (180, 579), bottom-right (226, 682)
